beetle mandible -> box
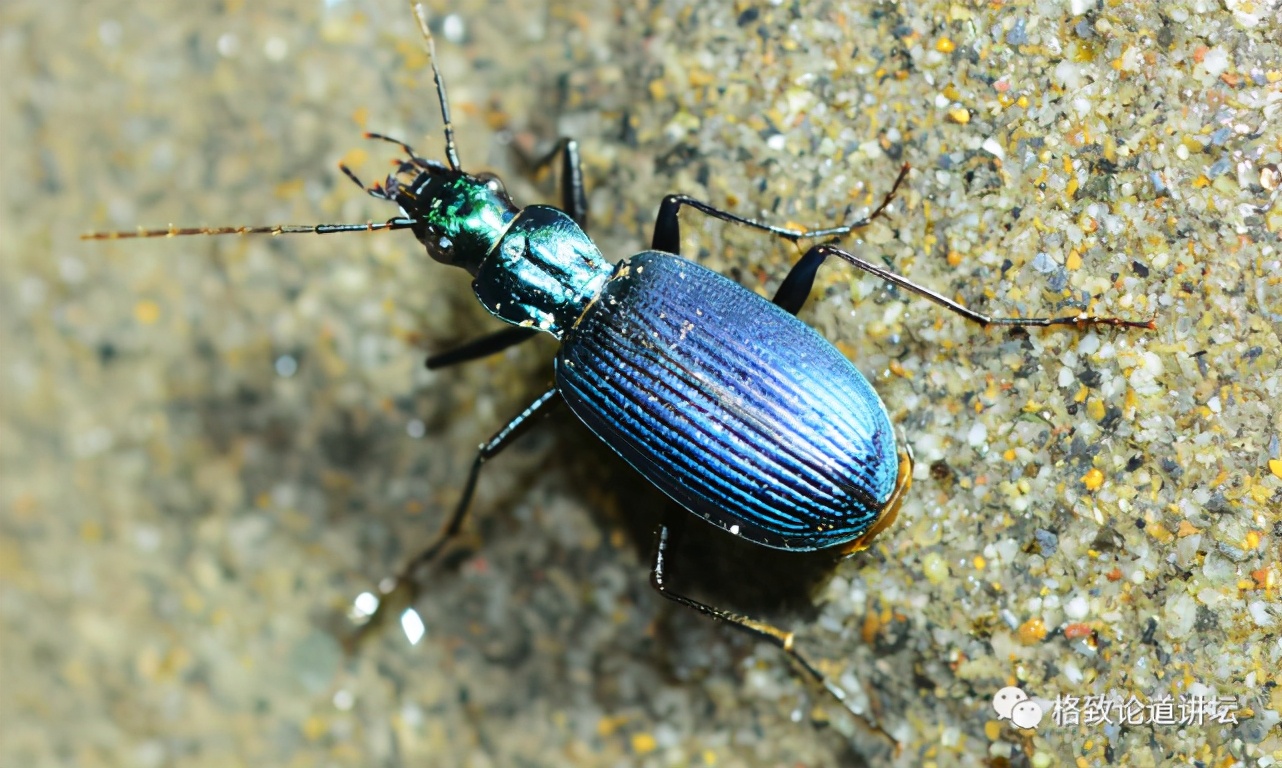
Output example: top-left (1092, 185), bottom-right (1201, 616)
top-left (83, 2), bottom-right (1154, 738)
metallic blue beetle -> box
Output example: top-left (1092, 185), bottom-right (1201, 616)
top-left (558, 250), bottom-right (905, 552)
top-left (83, 5), bottom-right (1151, 740)
top-left (383, 160), bottom-right (912, 556)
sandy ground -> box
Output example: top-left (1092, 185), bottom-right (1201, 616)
top-left (2, 0), bottom-right (1279, 765)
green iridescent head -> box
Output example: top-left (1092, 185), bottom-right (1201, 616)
top-left (389, 169), bottom-right (519, 276)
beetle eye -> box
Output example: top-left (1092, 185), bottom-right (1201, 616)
top-left (415, 223), bottom-right (455, 264)
top-left (432, 235), bottom-right (454, 261)
top-left (476, 172), bottom-right (507, 197)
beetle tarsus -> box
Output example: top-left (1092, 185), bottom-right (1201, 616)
top-left (648, 522), bottom-right (901, 753)
top-left (346, 388), bottom-right (562, 648)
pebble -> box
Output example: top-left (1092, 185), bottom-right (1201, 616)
top-left (1163, 592), bottom-right (1197, 638)
top-left (922, 552), bottom-right (950, 584)
top-left (1064, 595), bottom-right (1089, 620)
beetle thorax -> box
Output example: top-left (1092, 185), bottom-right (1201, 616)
top-left (471, 205), bottom-right (613, 338)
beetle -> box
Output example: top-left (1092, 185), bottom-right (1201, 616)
top-left (83, 2), bottom-right (1153, 739)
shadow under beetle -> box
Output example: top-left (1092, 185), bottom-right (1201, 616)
top-left (84, 2), bottom-right (1154, 744)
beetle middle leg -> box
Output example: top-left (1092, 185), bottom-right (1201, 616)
top-left (649, 520), bottom-right (899, 750)
top-left (348, 386), bottom-right (562, 648)
top-left (650, 163), bottom-right (909, 256)
top-left (649, 166), bottom-right (909, 315)
top-left (424, 327), bottom-right (540, 370)
top-left (650, 166), bottom-right (1153, 329)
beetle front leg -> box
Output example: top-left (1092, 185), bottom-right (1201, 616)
top-left (648, 521), bottom-right (900, 752)
top-left (347, 387), bottom-right (562, 649)
top-left (514, 137), bottom-right (589, 230)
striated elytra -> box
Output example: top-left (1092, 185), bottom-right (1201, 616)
top-left (83, 4), bottom-right (1152, 746)
top-left (557, 250), bottom-right (904, 552)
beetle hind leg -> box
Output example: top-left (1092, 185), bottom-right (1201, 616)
top-left (649, 521), bottom-right (900, 752)
top-left (770, 247), bottom-right (829, 315)
top-left (812, 244), bottom-right (1156, 331)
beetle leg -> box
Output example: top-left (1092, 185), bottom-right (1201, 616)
top-left (347, 387), bottom-right (562, 649)
top-left (424, 326), bottom-right (541, 369)
top-left (512, 137), bottom-right (589, 230)
top-left (810, 244), bottom-right (1157, 331)
top-left (649, 522), bottom-right (900, 752)
top-left (650, 164), bottom-right (909, 254)
top-left (769, 248), bottom-right (829, 315)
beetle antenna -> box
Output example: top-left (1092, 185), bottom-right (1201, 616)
top-left (80, 218), bottom-right (418, 240)
top-left (410, 2), bottom-right (462, 172)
